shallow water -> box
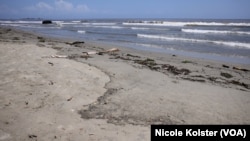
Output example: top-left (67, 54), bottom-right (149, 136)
top-left (1, 19), bottom-right (250, 64)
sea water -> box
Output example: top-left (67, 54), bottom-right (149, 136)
top-left (1, 19), bottom-right (250, 64)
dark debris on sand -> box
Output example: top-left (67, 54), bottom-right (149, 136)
top-left (108, 53), bottom-right (249, 90)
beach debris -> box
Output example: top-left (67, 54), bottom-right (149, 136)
top-left (65, 41), bottom-right (85, 48)
top-left (181, 60), bottom-right (193, 64)
top-left (48, 62), bottom-right (54, 66)
top-left (205, 65), bottom-right (214, 68)
top-left (181, 77), bottom-right (206, 82)
top-left (37, 36), bottom-right (45, 42)
top-left (4, 102), bottom-right (11, 106)
top-left (134, 58), bottom-right (160, 70)
top-left (220, 72), bottom-right (233, 79)
top-left (12, 37), bottom-right (20, 40)
top-left (126, 54), bottom-right (140, 58)
top-left (68, 54), bottom-right (91, 60)
top-left (97, 48), bottom-right (120, 55)
top-left (39, 39), bottom-right (45, 42)
top-left (97, 52), bottom-right (104, 55)
top-left (82, 51), bottom-right (97, 55)
top-left (43, 47), bottom-right (120, 60)
top-left (230, 80), bottom-right (249, 89)
top-left (133, 58), bottom-right (191, 74)
top-left (48, 81), bottom-right (54, 85)
top-left (105, 48), bottom-right (120, 54)
top-left (162, 64), bottom-right (190, 75)
top-left (37, 36), bottom-right (43, 40)
top-left (28, 134), bottom-right (37, 139)
top-left (222, 64), bottom-right (230, 68)
top-left (110, 55), bottom-right (131, 60)
top-left (232, 66), bottom-right (249, 72)
top-left (51, 46), bottom-right (63, 50)
top-left (45, 55), bottom-right (68, 58)
top-left (66, 41), bottom-right (85, 46)
top-left (67, 97), bottom-right (73, 101)
top-left (42, 54), bottom-right (91, 60)
top-left (135, 58), bottom-right (156, 66)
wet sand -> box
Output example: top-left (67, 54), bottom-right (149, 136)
top-left (0, 27), bottom-right (250, 140)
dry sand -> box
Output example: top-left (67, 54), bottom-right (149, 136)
top-left (0, 27), bottom-right (250, 140)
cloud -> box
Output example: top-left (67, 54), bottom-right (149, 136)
top-left (36, 2), bottom-right (53, 11)
top-left (55, 0), bottom-right (73, 11)
top-left (25, 0), bottom-right (89, 14)
top-left (76, 5), bottom-right (90, 12)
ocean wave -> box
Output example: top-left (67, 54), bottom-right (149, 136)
top-left (182, 29), bottom-right (250, 35)
top-left (131, 27), bottom-right (151, 30)
top-left (135, 43), bottom-right (165, 49)
top-left (137, 34), bottom-right (250, 49)
top-left (74, 23), bottom-right (117, 26)
top-left (131, 27), bottom-right (169, 31)
top-left (123, 21), bottom-right (250, 27)
top-left (77, 30), bottom-right (86, 34)
top-left (56, 22), bottom-right (79, 26)
top-left (92, 25), bottom-right (124, 29)
top-left (0, 20), bottom-right (42, 24)
top-left (91, 23), bottom-right (117, 25)
top-left (0, 23), bottom-right (21, 27)
top-left (0, 23), bottom-right (60, 29)
top-left (87, 31), bottom-right (136, 37)
top-left (185, 22), bottom-right (250, 27)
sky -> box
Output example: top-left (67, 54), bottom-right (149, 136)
top-left (0, 0), bottom-right (250, 19)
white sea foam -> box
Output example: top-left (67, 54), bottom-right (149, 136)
top-left (77, 30), bottom-right (86, 34)
top-left (93, 25), bottom-right (124, 29)
top-left (1, 23), bottom-right (60, 29)
top-left (57, 22), bottom-right (79, 25)
top-left (135, 43), bottom-right (165, 49)
top-left (0, 20), bottom-right (42, 24)
top-left (91, 23), bottom-right (117, 26)
top-left (131, 27), bottom-right (150, 30)
top-left (184, 22), bottom-right (250, 26)
top-left (0, 24), bottom-right (60, 29)
top-left (123, 21), bottom-right (250, 27)
top-left (137, 34), bottom-right (250, 49)
top-left (0, 23), bottom-right (21, 27)
top-left (182, 29), bottom-right (250, 35)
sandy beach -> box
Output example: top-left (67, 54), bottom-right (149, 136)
top-left (0, 27), bottom-right (250, 140)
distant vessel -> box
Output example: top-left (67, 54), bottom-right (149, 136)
top-left (42, 20), bottom-right (52, 24)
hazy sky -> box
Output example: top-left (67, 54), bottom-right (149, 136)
top-left (0, 0), bottom-right (250, 19)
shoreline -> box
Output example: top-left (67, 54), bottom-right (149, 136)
top-left (3, 19), bottom-right (250, 65)
top-left (1, 26), bottom-right (250, 140)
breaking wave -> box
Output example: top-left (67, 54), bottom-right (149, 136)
top-left (91, 23), bottom-right (117, 26)
top-left (92, 25), bottom-right (124, 29)
top-left (123, 21), bottom-right (250, 27)
top-left (182, 29), bottom-right (250, 35)
top-left (131, 27), bottom-right (151, 30)
top-left (0, 20), bottom-right (42, 24)
top-left (77, 30), bottom-right (86, 34)
top-left (137, 34), bottom-right (250, 49)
